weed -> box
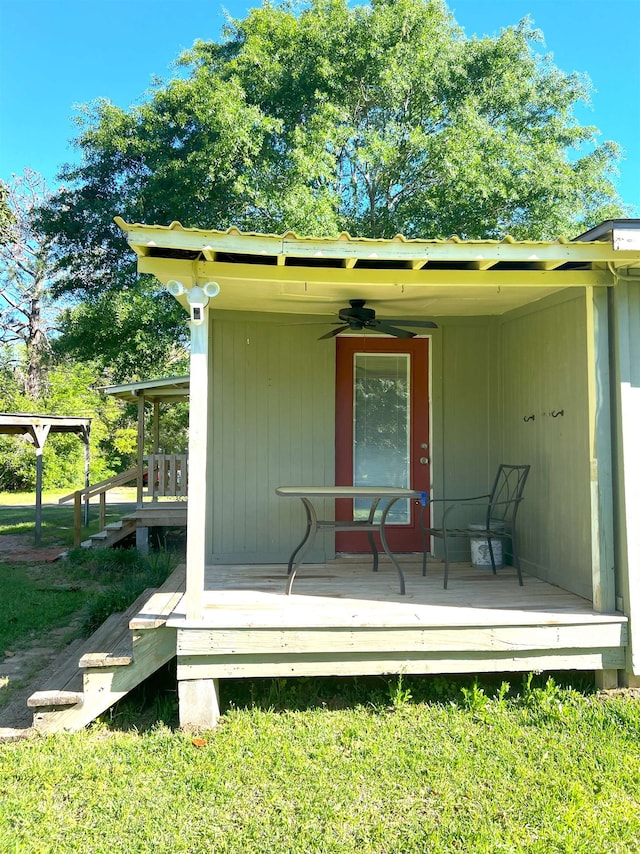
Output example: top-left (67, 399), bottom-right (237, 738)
top-left (460, 678), bottom-right (489, 715)
top-left (387, 672), bottom-right (413, 708)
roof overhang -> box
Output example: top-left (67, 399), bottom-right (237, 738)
top-left (115, 218), bottom-right (640, 317)
top-left (0, 413), bottom-right (91, 441)
top-left (98, 376), bottom-right (190, 403)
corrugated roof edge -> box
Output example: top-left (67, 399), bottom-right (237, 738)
top-left (114, 216), bottom-right (588, 247)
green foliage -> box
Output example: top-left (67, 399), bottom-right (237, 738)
top-left (70, 547), bottom-right (177, 634)
top-left (0, 362), bottom-right (127, 491)
top-left (37, 0), bottom-right (627, 377)
top-left (0, 180), bottom-right (16, 245)
top-left (53, 283), bottom-right (189, 382)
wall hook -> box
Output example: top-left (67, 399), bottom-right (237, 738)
top-left (551, 409), bottom-right (564, 418)
top-left (523, 414), bottom-right (535, 422)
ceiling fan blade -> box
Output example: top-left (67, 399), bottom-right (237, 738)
top-left (318, 324), bottom-right (350, 340)
top-left (371, 322), bottom-right (416, 339)
top-left (383, 318), bottom-right (438, 328)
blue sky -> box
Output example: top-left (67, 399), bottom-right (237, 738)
top-left (1, 0), bottom-right (638, 222)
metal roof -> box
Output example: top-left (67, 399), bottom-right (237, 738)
top-left (0, 413), bottom-right (92, 437)
top-left (115, 218), bottom-right (640, 318)
top-left (98, 376), bottom-right (190, 402)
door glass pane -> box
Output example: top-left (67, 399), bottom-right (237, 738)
top-left (353, 353), bottom-right (410, 523)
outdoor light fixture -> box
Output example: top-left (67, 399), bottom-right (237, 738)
top-left (166, 280), bottom-right (186, 297)
top-left (165, 280), bottom-right (220, 324)
top-left (203, 281), bottom-right (221, 298)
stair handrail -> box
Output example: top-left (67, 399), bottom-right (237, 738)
top-left (59, 467), bottom-right (144, 547)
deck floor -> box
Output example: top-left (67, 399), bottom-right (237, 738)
top-left (158, 558), bottom-right (624, 629)
top-left (128, 559), bottom-right (627, 682)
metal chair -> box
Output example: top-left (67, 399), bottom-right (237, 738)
top-left (420, 464), bottom-right (530, 589)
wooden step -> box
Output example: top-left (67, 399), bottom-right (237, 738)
top-left (28, 589), bottom-right (157, 715)
top-left (26, 637), bottom-right (86, 710)
top-left (79, 588), bottom-right (157, 667)
top-left (28, 690), bottom-right (83, 709)
top-left (129, 565), bottom-right (186, 629)
top-left (84, 519), bottom-right (137, 550)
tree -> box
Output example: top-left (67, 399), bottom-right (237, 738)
top-left (0, 170), bottom-right (60, 399)
top-left (0, 180), bottom-right (16, 245)
top-left (40, 0), bottom-right (626, 371)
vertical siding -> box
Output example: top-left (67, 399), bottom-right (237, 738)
top-left (499, 293), bottom-right (592, 598)
top-left (208, 314), bottom-right (335, 563)
top-left (431, 320), bottom-right (493, 560)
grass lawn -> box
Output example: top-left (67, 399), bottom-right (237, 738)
top-left (0, 490), bottom-right (137, 549)
top-left (1, 507), bottom-right (638, 852)
top-left (0, 673), bottom-right (639, 853)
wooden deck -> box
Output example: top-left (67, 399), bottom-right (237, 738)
top-left (26, 558), bottom-right (628, 732)
top-left (160, 559), bottom-right (628, 682)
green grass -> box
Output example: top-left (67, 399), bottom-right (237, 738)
top-left (0, 561), bottom-right (89, 657)
top-left (1, 509), bottom-right (638, 852)
top-left (0, 492), bottom-right (137, 548)
top-left (0, 549), bottom-right (178, 658)
top-left (0, 674), bottom-right (639, 853)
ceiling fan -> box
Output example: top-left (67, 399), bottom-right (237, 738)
top-left (318, 299), bottom-right (438, 339)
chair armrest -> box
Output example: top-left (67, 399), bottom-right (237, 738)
top-left (427, 494), bottom-right (491, 504)
top-left (441, 500), bottom-right (491, 527)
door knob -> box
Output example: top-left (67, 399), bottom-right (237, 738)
top-left (420, 457), bottom-right (429, 465)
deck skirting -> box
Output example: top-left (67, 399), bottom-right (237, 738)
top-left (174, 620), bottom-right (627, 680)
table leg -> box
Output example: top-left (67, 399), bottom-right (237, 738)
top-left (367, 498), bottom-right (381, 573)
top-left (285, 497), bottom-right (318, 595)
top-left (379, 498), bottom-right (406, 595)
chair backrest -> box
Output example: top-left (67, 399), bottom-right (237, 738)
top-left (486, 464), bottom-right (530, 529)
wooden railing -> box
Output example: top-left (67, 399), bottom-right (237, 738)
top-left (146, 453), bottom-right (188, 500)
top-left (59, 454), bottom-right (189, 547)
top-left (59, 467), bottom-right (139, 547)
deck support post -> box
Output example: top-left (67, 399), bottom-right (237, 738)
top-left (595, 669), bottom-right (619, 690)
top-left (136, 526), bottom-right (149, 556)
top-left (178, 678), bottom-right (220, 730)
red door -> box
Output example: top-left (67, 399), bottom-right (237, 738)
top-left (335, 336), bottom-right (431, 553)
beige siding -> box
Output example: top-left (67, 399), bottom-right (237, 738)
top-left (207, 313), bottom-right (335, 563)
top-left (430, 321), bottom-right (495, 560)
top-left (498, 293), bottom-right (592, 598)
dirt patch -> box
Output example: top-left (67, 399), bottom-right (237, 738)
top-left (0, 620), bottom-right (85, 734)
top-left (0, 534), bottom-right (67, 564)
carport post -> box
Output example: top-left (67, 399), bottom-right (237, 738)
top-left (31, 423), bottom-right (50, 545)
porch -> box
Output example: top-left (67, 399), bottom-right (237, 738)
top-left (27, 557), bottom-right (627, 732)
top-left (170, 560), bottom-right (627, 683)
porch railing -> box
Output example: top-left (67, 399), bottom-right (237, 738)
top-left (59, 454), bottom-right (189, 547)
top-left (146, 453), bottom-right (188, 500)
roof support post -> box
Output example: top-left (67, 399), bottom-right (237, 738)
top-left (585, 286), bottom-right (615, 614)
top-left (184, 290), bottom-right (212, 620)
top-left (31, 423), bottom-right (50, 545)
top-left (609, 276), bottom-right (640, 677)
top-left (136, 394), bottom-right (145, 508)
top-left (82, 425), bottom-right (91, 527)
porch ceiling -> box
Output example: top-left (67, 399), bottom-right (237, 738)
top-left (115, 218), bottom-right (640, 317)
